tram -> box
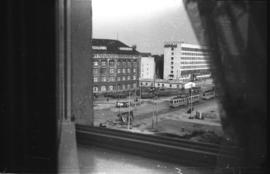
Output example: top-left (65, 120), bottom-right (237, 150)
top-left (201, 88), bottom-right (215, 100)
top-left (169, 93), bottom-right (200, 108)
top-left (169, 87), bottom-right (201, 108)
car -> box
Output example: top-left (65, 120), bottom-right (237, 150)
top-left (188, 116), bottom-right (194, 119)
top-left (116, 101), bottom-right (129, 108)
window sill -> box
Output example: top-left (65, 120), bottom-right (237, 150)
top-left (76, 124), bottom-right (241, 167)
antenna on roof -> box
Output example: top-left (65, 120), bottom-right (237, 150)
top-left (116, 32), bottom-right (118, 40)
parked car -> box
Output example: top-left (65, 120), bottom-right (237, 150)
top-left (115, 101), bottom-right (133, 108)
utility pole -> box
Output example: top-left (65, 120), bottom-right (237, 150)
top-left (154, 70), bottom-right (158, 126)
top-left (151, 89), bottom-right (155, 129)
top-left (189, 88), bottom-right (193, 118)
top-left (117, 84), bottom-right (120, 115)
top-left (152, 102), bottom-right (155, 129)
top-left (127, 91), bottom-right (131, 129)
top-left (155, 98), bottom-right (158, 126)
top-left (140, 82), bottom-right (142, 104)
top-left (152, 70), bottom-right (157, 129)
top-left (134, 88), bottom-right (136, 110)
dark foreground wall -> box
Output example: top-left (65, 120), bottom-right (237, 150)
top-left (2, 0), bottom-right (57, 173)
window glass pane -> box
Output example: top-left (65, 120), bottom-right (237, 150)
top-left (90, 0), bottom-right (234, 147)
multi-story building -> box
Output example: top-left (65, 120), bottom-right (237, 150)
top-left (140, 53), bottom-right (155, 80)
top-left (163, 41), bottom-right (212, 81)
top-left (92, 39), bottom-right (140, 94)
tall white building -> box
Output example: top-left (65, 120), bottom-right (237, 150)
top-left (140, 53), bottom-right (155, 80)
top-left (163, 41), bottom-right (211, 80)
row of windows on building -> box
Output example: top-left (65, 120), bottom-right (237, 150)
top-left (93, 68), bottom-right (137, 74)
top-left (180, 65), bottom-right (209, 69)
top-left (181, 57), bottom-right (210, 60)
top-left (93, 75), bottom-right (137, 82)
top-left (181, 47), bottom-right (210, 52)
top-left (169, 70), bottom-right (196, 75)
top-left (141, 67), bottom-right (150, 71)
top-left (93, 83), bottom-right (137, 92)
top-left (170, 57), bottom-right (210, 61)
top-left (182, 52), bottom-right (210, 56)
top-left (180, 61), bottom-right (210, 64)
top-left (170, 51), bottom-right (210, 57)
top-left (141, 82), bottom-right (182, 88)
top-left (93, 60), bottom-right (137, 67)
top-left (180, 69), bottom-right (211, 75)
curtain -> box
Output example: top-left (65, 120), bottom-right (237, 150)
top-left (183, 0), bottom-right (267, 173)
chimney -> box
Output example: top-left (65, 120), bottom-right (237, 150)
top-left (132, 45), bottom-right (137, 51)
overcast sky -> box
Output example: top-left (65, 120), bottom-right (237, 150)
top-left (92, 0), bottom-right (199, 55)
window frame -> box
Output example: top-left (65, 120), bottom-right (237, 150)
top-left (58, 0), bottom-right (243, 168)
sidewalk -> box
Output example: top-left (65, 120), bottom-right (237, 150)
top-left (58, 120), bottom-right (80, 174)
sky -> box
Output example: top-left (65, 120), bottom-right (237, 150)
top-left (92, 0), bottom-right (199, 55)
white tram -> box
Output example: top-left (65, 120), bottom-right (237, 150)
top-left (169, 93), bottom-right (200, 108)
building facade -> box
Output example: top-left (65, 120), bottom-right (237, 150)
top-left (92, 39), bottom-right (140, 94)
top-left (140, 53), bottom-right (155, 80)
top-left (163, 41), bottom-right (212, 80)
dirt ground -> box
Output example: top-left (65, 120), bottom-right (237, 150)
top-left (94, 97), bottom-right (229, 144)
top-left (91, 79), bottom-right (233, 144)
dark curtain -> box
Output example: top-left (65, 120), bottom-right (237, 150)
top-left (183, 0), bottom-right (267, 173)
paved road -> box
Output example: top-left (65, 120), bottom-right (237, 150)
top-left (94, 97), bottom-right (221, 127)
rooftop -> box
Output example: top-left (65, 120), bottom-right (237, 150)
top-left (92, 39), bottom-right (140, 55)
top-left (164, 41), bottom-right (210, 50)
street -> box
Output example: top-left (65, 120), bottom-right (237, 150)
top-left (93, 95), bottom-right (225, 142)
